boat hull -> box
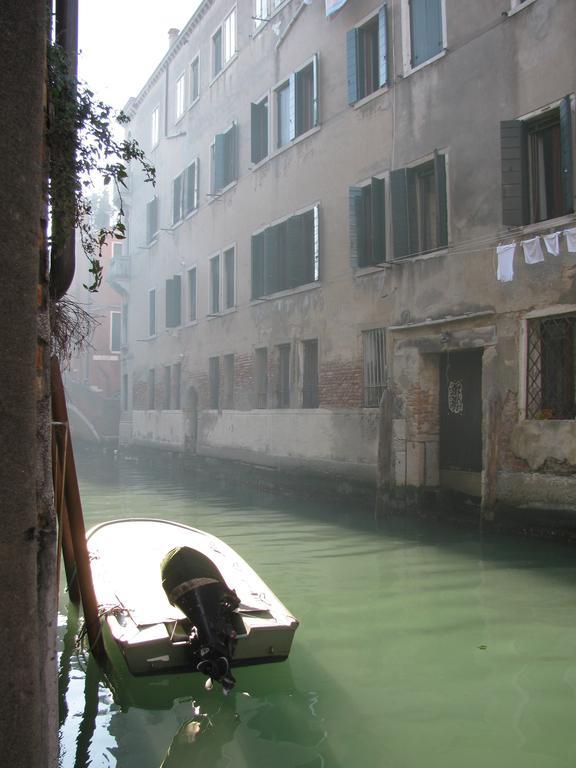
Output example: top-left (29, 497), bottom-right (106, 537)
top-left (86, 518), bottom-right (299, 677)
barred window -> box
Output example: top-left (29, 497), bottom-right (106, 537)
top-left (526, 314), bottom-right (576, 419)
top-left (302, 339), bottom-right (319, 408)
top-left (363, 328), bottom-right (386, 407)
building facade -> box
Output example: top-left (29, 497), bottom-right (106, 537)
top-left (120, 0), bottom-right (576, 517)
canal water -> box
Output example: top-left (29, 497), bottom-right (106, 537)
top-left (59, 454), bottom-right (576, 768)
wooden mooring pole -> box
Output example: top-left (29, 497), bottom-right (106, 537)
top-left (51, 356), bottom-right (106, 662)
top-left (51, 422), bottom-right (80, 603)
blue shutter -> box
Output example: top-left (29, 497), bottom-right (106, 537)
top-left (288, 74), bottom-right (296, 141)
top-left (346, 29), bottom-right (358, 105)
top-left (214, 132), bottom-right (225, 192)
top-left (349, 187), bottom-right (363, 269)
top-left (410, 0), bottom-right (442, 67)
top-left (434, 153), bottom-right (448, 248)
top-left (174, 275), bottom-right (182, 326)
top-left (251, 102), bottom-right (261, 164)
top-left (391, 169), bottom-right (410, 259)
top-left (378, 5), bottom-right (388, 88)
top-left (560, 95), bottom-right (573, 215)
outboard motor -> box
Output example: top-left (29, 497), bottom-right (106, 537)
top-left (161, 546), bottom-right (240, 692)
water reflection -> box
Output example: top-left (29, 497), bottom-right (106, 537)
top-left (58, 452), bottom-right (576, 768)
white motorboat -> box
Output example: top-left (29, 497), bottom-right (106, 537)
top-left (86, 518), bottom-right (299, 691)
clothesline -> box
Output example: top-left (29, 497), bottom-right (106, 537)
top-left (496, 226), bottom-right (576, 283)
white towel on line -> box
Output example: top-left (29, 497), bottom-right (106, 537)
top-left (496, 243), bottom-right (515, 282)
top-left (564, 227), bottom-right (576, 254)
top-left (522, 236), bottom-right (545, 264)
top-left (542, 232), bottom-right (560, 256)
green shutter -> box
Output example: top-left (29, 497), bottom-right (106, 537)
top-left (346, 29), bottom-right (358, 105)
top-left (264, 225), bottom-right (279, 295)
top-left (165, 278), bottom-right (173, 328)
top-left (391, 169), bottom-right (411, 259)
top-left (501, 120), bottom-right (528, 226)
top-left (378, 5), bottom-right (388, 88)
top-left (251, 233), bottom-right (265, 299)
top-left (434, 153), bottom-right (448, 248)
top-left (371, 177), bottom-right (386, 263)
top-left (288, 74), bottom-right (296, 141)
top-left (214, 132), bottom-right (226, 192)
top-left (230, 122), bottom-right (238, 183)
top-left (559, 95), bottom-right (573, 215)
top-left (173, 275), bottom-right (182, 326)
top-left (349, 187), bottom-right (363, 269)
top-left (312, 54), bottom-right (319, 127)
top-left (251, 102), bottom-right (260, 164)
top-left (172, 174), bottom-right (182, 224)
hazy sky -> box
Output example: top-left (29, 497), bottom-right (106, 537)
top-left (78, 0), bottom-right (202, 112)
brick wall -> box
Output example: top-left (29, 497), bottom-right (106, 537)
top-left (319, 359), bottom-right (363, 409)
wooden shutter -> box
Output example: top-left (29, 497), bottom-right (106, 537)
top-left (349, 187), bottom-right (363, 269)
top-left (346, 29), bottom-right (358, 105)
top-left (312, 54), bottom-right (319, 127)
top-left (172, 174), bottom-right (182, 224)
top-left (559, 95), bottom-right (573, 215)
top-left (434, 153), bottom-right (448, 248)
top-left (251, 102), bottom-right (261, 164)
top-left (229, 122), bottom-right (238, 184)
top-left (251, 233), bottom-right (265, 299)
top-left (173, 275), bottom-right (182, 326)
top-left (501, 120), bottom-right (528, 226)
top-left (391, 169), bottom-right (411, 259)
top-left (371, 177), bottom-right (386, 263)
top-left (264, 224), bottom-right (280, 295)
top-left (409, 0), bottom-right (442, 67)
top-left (165, 278), bottom-right (173, 328)
top-left (214, 132), bottom-right (226, 192)
top-left (288, 74), bottom-right (296, 141)
top-left (378, 5), bottom-right (388, 88)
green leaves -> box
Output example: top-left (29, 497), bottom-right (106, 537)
top-left (47, 43), bottom-right (155, 293)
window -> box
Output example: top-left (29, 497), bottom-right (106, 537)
top-left (146, 196), bottom-right (159, 244)
top-left (275, 56), bottom-right (318, 149)
top-left (113, 242), bottom-right (123, 260)
top-left (163, 365), bottom-right (172, 409)
top-left (223, 247), bottom-right (235, 310)
top-left (251, 96), bottom-right (269, 164)
top-left (175, 73), bottom-right (186, 121)
top-left (148, 368), bottom-right (156, 409)
top-left (173, 363), bottom-right (181, 410)
top-left (110, 311), bottom-right (121, 353)
top-left (302, 339), bottom-right (319, 408)
top-left (251, 205), bottom-right (320, 299)
top-left (526, 314), bottom-right (576, 420)
top-left (151, 106), bottom-right (159, 146)
top-left (187, 267), bottom-right (197, 322)
top-left (254, 0), bottom-right (267, 28)
top-left (148, 288), bottom-right (156, 336)
top-left (165, 275), bottom-right (182, 328)
top-left (173, 160), bottom-right (199, 224)
top-left (212, 8), bottom-right (236, 77)
top-left (190, 56), bottom-right (200, 103)
top-left (277, 344), bottom-right (290, 408)
top-left (209, 255), bottom-right (220, 314)
top-left (363, 328), bottom-right (387, 407)
top-left (407, 0), bottom-right (444, 68)
top-left (347, 6), bottom-right (388, 105)
top-left (121, 304), bottom-right (128, 347)
top-left (501, 98), bottom-right (573, 226)
top-left (391, 153), bottom-right (448, 258)
top-left (209, 357), bottom-right (220, 409)
top-left (349, 177), bottom-right (386, 268)
top-left (223, 354), bottom-right (234, 409)
top-left (255, 348), bottom-right (268, 408)
top-left (211, 123), bottom-right (237, 193)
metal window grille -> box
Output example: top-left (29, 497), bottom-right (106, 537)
top-left (302, 339), bottom-right (319, 408)
top-left (363, 328), bottom-right (387, 407)
top-left (526, 314), bottom-right (576, 419)
top-left (223, 354), bottom-right (234, 409)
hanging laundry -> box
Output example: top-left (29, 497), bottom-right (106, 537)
top-left (542, 231), bottom-right (560, 256)
top-left (496, 243), bottom-right (515, 282)
top-left (522, 236), bottom-right (545, 264)
top-left (564, 227), bottom-right (576, 254)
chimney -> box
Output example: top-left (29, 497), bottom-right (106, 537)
top-left (168, 28), bottom-right (180, 48)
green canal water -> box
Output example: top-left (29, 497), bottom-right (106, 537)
top-left (59, 454), bottom-right (576, 768)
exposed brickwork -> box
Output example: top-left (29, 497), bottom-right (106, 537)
top-left (319, 359), bottom-right (363, 409)
top-left (132, 377), bottom-right (147, 409)
top-left (498, 390), bottom-right (530, 473)
top-left (233, 352), bottom-right (254, 410)
top-left (405, 383), bottom-right (439, 438)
